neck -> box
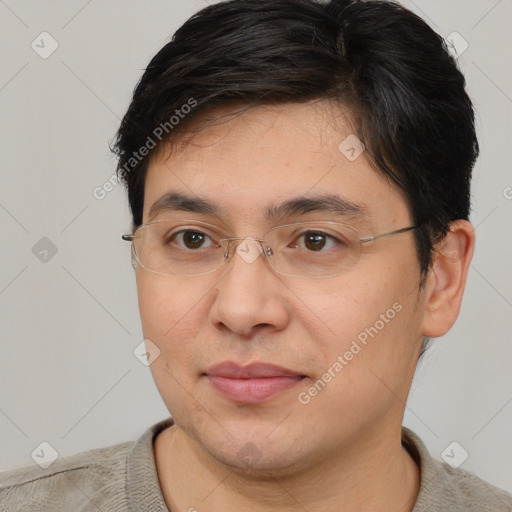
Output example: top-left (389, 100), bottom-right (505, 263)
top-left (154, 423), bottom-right (420, 512)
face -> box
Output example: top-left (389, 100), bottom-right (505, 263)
top-left (137, 101), bottom-right (426, 475)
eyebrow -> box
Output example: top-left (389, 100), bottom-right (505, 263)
top-left (147, 192), bottom-right (367, 223)
top-left (148, 192), bottom-right (221, 221)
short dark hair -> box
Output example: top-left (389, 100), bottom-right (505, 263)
top-left (111, 0), bottom-right (478, 277)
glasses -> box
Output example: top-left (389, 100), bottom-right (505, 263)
top-left (122, 219), bottom-right (416, 278)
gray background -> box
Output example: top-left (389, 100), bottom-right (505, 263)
top-left (1, 0), bottom-right (511, 493)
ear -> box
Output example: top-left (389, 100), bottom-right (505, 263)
top-left (420, 220), bottom-right (475, 338)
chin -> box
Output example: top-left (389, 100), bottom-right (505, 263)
top-left (210, 442), bottom-right (309, 477)
top-left (190, 420), bottom-right (312, 475)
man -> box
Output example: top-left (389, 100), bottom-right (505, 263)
top-left (1, 0), bottom-right (511, 510)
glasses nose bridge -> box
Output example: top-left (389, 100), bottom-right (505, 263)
top-left (221, 236), bottom-right (270, 258)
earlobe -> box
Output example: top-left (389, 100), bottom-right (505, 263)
top-left (420, 220), bottom-right (475, 338)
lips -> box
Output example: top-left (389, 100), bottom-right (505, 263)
top-left (205, 362), bottom-right (306, 404)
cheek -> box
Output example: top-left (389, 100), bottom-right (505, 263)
top-left (135, 272), bottom-right (213, 392)
top-left (136, 272), bottom-right (211, 421)
top-left (305, 260), bottom-right (422, 385)
top-left (300, 273), bottom-right (399, 347)
top-left (136, 271), bottom-right (212, 341)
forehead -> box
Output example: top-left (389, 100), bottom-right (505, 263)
top-left (143, 101), bottom-right (410, 228)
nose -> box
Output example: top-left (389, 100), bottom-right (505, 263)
top-left (209, 238), bottom-right (290, 337)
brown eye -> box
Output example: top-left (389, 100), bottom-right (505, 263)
top-left (304, 232), bottom-right (327, 251)
top-left (172, 230), bottom-right (213, 249)
top-left (292, 230), bottom-right (342, 252)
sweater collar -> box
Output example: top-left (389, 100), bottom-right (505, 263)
top-left (126, 418), bottom-right (436, 511)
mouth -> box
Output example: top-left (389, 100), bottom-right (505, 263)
top-left (205, 362), bottom-right (307, 404)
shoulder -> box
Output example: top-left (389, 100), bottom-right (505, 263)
top-left (402, 428), bottom-right (512, 512)
top-left (0, 440), bottom-right (133, 511)
top-left (429, 460), bottom-right (512, 511)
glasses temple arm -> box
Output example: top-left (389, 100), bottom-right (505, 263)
top-left (360, 225), bottom-right (417, 244)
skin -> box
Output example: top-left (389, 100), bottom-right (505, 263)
top-left (135, 101), bottom-right (475, 511)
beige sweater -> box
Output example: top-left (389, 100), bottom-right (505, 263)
top-left (1, 418), bottom-right (511, 511)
